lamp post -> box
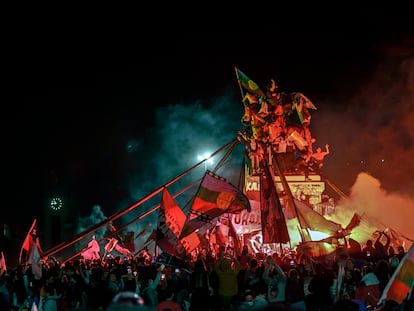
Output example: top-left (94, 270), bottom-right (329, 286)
top-left (197, 153), bottom-right (214, 171)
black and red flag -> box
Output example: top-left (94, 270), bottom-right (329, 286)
top-left (260, 165), bottom-right (290, 244)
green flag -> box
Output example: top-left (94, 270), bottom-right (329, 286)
top-left (235, 67), bottom-right (266, 99)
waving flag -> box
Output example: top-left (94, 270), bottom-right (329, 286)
top-left (104, 238), bottom-right (118, 252)
top-left (29, 238), bottom-right (43, 279)
top-left (161, 187), bottom-right (187, 238)
top-left (0, 251), bottom-right (6, 272)
top-left (293, 199), bottom-right (341, 235)
top-left (344, 213), bottom-right (362, 232)
top-left (180, 170), bottom-right (251, 238)
top-left (379, 243), bottom-right (414, 305)
top-left (292, 92), bottom-right (317, 110)
top-left (81, 235), bottom-right (101, 260)
top-left (114, 243), bottom-right (132, 257)
top-left (260, 166), bottom-right (290, 243)
top-left (19, 219), bottom-right (37, 264)
top-left (235, 67), bottom-right (266, 99)
top-left (157, 187), bottom-right (200, 258)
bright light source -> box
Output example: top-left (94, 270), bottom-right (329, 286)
top-left (197, 153), bottom-right (214, 169)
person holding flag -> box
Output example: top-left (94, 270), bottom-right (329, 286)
top-left (19, 219), bottom-right (37, 265)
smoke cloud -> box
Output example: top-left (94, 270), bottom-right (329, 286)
top-left (327, 172), bottom-right (414, 250)
top-left (314, 38), bottom-right (414, 195)
top-left (77, 36), bottom-right (413, 253)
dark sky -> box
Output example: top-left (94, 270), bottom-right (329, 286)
top-left (4, 26), bottom-right (414, 234)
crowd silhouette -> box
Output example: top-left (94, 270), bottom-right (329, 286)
top-left (0, 234), bottom-right (412, 311)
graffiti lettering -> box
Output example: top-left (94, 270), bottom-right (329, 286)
top-left (232, 211), bottom-right (260, 225)
top-left (245, 181), bottom-right (260, 192)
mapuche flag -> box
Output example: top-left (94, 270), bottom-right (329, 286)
top-left (235, 67), bottom-right (266, 99)
top-left (180, 170), bottom-right (251, 239)
top-left (379, 243), bottom-right (414, 305)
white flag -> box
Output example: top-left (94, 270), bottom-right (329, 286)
top-left (29, 238), bottom-right (42, 279)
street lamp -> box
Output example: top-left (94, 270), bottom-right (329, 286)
top-left (197, 153), bottom-right (214, 171)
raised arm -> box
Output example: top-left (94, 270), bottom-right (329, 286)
top-left (324, 144), bottom-right (330, 155)
top-left (383, 231), bottom-right (391, 251)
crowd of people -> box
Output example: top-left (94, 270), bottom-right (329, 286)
top-left (0, 233), bottom-right (412, 311)
top-left (237, 77), bottom-right (329, 180)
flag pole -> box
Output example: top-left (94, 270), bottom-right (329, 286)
top-left (211, 139), bottom-right (239, 174)
top-left (61, 178), bottom-right (203, 264)
top-left (234, 66), bottom-right (245, 101)
top-left (18, 248), bottom-right (24, 266)
top-left (19, 218), bottom-right (37, 265)
top-left (323, 175), bottom-right (348, 200)
top-left (56, 140), bottom-right (243, 263)
top-left (42, 138), bottom-right (239, 259)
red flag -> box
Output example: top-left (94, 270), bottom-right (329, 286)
top-left (0, 251), bottom-right (6, 272)
top-left (114, 243), bottom-right (132, 257)
top-left (20, 219), bottom-right (37, 264)
top-left (260, 166), bottom-right (290, 243)
top-left (157, 188), bottom-right (200, 258)
top-left (104, 238), bottom-right (118, 252)
top-left (177, 232), bottom-right (201, 255)
top-left (161, 187), bottom-right (186, 238)
top-left (344, 213), bottom-right (361, 231)
top-left (81, 235), bottom-right (101, 260)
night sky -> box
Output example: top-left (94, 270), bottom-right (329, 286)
top-left (3, 25), bottom-right (414, 241)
